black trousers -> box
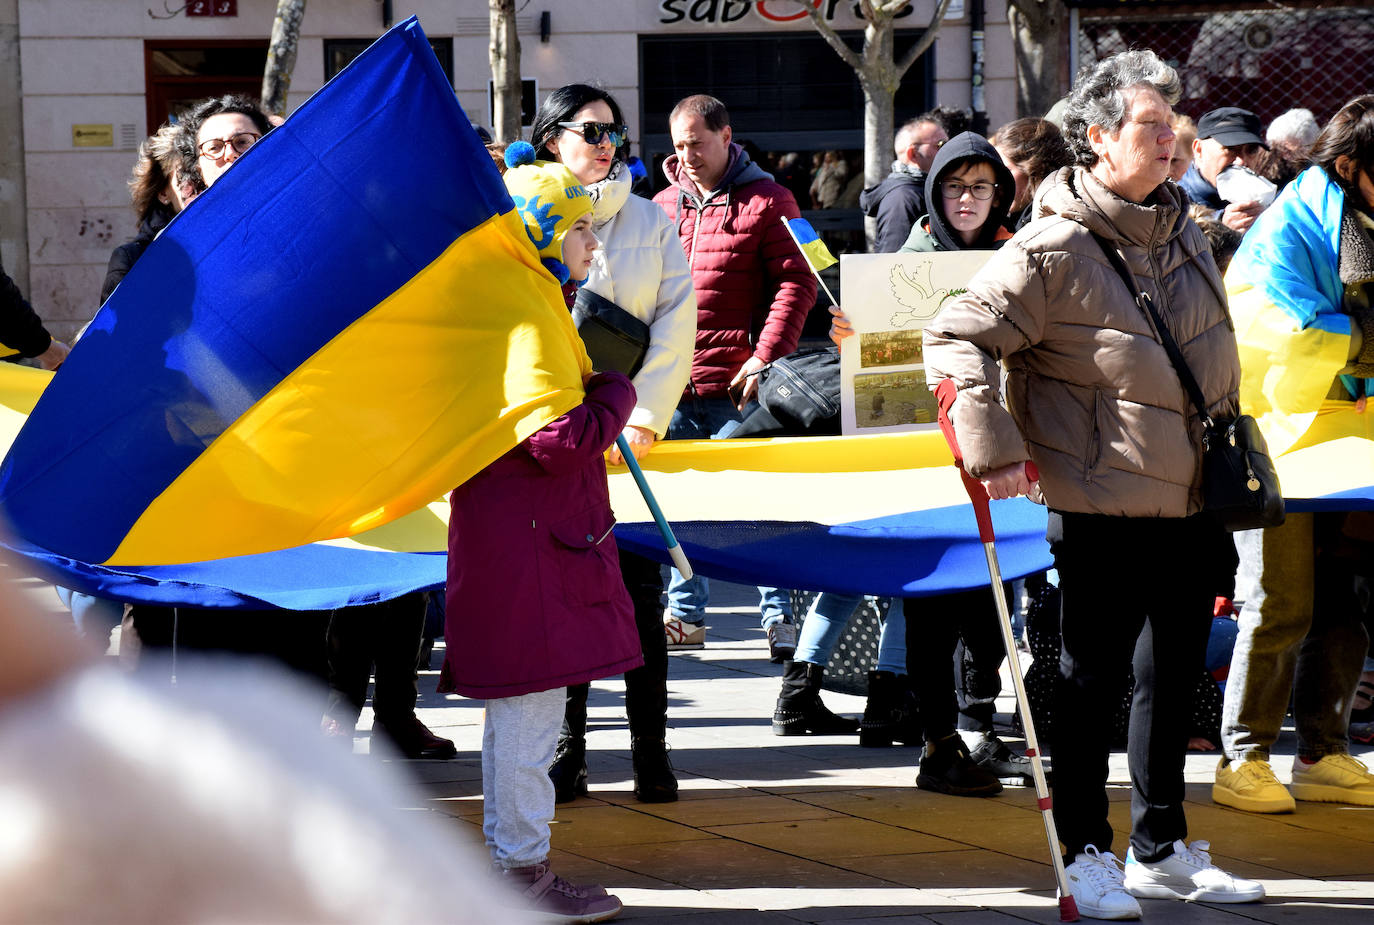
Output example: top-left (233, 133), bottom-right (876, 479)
top-left (1049, 511), bottom-right (1220, 863)
top-left (324, 591), bottom-right (426, 725)
top-left (564, 548), bottom-right (670, 743)
top-left (904, 587), bottom-right (1006, 741)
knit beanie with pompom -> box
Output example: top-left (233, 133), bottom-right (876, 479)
top-left (502, 141), bottom-right (592, 284)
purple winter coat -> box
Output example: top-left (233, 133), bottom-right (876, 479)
top-left (439, 371), bottom-right (643, 699)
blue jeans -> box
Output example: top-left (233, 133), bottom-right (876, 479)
top-left (795, 594), bottom-right (905, 674)
top-left (56, 586), bottom-right (123, 642)
top-left (664, 394), bottom-right (792, 629)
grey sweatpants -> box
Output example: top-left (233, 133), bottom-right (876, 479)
top-left (482, 686), bottom-right (565, 868)
top-left (1222, 514), bottom-right (1369, 762)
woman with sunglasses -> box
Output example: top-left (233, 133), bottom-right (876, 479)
top-left (529, 85), bottom-right (696, 805)
top-left (824, 132), bottom-right (1020, 798)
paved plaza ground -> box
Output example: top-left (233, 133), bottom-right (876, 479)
top-left (403, 581), bottom-right (1374, 924)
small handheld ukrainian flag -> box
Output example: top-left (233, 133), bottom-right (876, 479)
top-left (783, 216), bottom-right (838, 272)
top-left (782, 216), bottom-right (838, 305)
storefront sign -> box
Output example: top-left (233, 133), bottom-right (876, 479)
top-left (659, 0), bottom-right (912, 26)
top-left (72, 124), bottom-right (114, 147)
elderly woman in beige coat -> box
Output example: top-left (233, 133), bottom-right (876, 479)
top-left (923, 49), bottom-right (1261, 921)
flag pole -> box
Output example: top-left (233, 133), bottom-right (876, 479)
top-left (781, 217), bottom-right (839, 307)
top-left (616, 434), bottom-right (693, 579)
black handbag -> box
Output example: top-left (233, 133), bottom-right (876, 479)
top-left (749, 344), bottom-right (841, 434)
top-left (1091, 232), bottom-right (1284, 531)
top-left (571, 287), bottom-right (650, 378)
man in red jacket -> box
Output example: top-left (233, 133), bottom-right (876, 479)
top-left (653, 94), bottom-right (818, 654)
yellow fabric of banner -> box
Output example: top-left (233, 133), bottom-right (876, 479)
top-left (106, 210), bottom-right (591, 565)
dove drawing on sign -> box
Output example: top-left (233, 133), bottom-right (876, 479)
top-left (888, 259), bottom-right (967, 328)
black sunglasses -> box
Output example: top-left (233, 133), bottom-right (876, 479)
top-left (558, 121), bottom-right (628, 147)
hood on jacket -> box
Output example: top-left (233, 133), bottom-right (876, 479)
top-left (922, 132), bottom-right (1016, 251)
top-left (586, 159), bottom-right (632, 228)
top-left (859, 164), bottom-right (924, 218)
top-left (1036, 164), bottom-right (1191, 251)
top-left (661, 142), bottom-right (771, 203)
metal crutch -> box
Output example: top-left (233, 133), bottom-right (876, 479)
top-left (934, 379), bottom-right (1078, 923)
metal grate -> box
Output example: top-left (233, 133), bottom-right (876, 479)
top-left (1076, 3), bottom-right (1374, 125)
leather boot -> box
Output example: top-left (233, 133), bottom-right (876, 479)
top-left (772, 660), bottom-right (860, 736)
top-left (860, 670), bottom-right (923, 748)
top-left (916, 733), bottom-right (1003, 797)
top-left (631, 737), bottom-right (678, 803)
top-left (549, 682), bottom-right (590, 803)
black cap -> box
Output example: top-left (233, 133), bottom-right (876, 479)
top-left (1196, 107), bottom-right (1266, 149)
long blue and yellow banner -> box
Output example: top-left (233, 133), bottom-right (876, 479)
top-left (6, 354), bottom-right (1374, 608)
top-left (0, 18), bottom-right (588, 568)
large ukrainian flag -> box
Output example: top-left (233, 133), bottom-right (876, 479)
top-left (0, 18), bottom-right (589, 567)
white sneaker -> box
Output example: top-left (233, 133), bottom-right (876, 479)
top-left (1061, 845), bottom-right (1141, 920)
top-left (663, 616), bottom-right (705, 650)
top-left (1123, 839), bottom-right (1264, 903)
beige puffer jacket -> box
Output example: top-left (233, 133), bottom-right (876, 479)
top-left (922, 166), bottom-right (1240, 518)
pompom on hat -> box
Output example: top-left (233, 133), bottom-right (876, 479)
top-left (502, 141), bottom-right (592, 284)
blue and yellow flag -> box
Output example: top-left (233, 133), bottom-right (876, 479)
top-left (784, 216), bottom-right (838, 272)
top-left (0, 18), bottom-right (590, 567)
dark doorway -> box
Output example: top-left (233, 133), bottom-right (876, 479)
top-left (145, 40), bottom-right (269, 132)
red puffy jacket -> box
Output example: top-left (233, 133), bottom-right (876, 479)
top-left (654, 146), bottom-right (818, 400)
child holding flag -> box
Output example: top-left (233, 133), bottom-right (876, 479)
top-left (439, 142), bottom-right (637, 923)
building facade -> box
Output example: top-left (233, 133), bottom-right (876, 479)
top-left (3, 0), bottom-right (1018, 340)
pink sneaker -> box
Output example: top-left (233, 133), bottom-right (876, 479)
top-left (502, 863), bottom-right (622, 923)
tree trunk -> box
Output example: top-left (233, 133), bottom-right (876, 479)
top-left (790, 0), bottom-right (953, 249)
top-left (261, 0), bottom-right (307, 118)
top-left (489, 0), bottom-right (522, 144)
top-left (1008, 0), bottom-right (1069, 118)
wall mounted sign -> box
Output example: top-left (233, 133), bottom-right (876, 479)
top-left (72, 124), bottom-right (114, 147)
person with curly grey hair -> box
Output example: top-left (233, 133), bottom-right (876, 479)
top-left (923, 49), bottom-right (1263, 919)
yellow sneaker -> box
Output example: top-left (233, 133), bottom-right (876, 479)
top-left (1291, 754), bottom-right (1374, 806)
top-left (1212, 756), bottom-right (1295, 813)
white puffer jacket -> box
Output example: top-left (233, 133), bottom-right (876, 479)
top-left (583, 163), bottom-right (696, 436)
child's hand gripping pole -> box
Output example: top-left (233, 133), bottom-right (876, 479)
top-left (616, 434), bottom-right (693, 580)
top-left (933, 379), bottom-right (1078, 923)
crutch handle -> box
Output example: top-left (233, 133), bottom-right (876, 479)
top-left (934, 379), bottom-right (1040, 545)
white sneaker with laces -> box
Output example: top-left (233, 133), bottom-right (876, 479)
top-left (1061, 845), bottom-right (1141, 920)
top-left (1123, 839), bottom-right (1264, 903)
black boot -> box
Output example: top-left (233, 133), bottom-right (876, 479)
top-left (860, 670), bottom-right (923, 748)
top-left (631, 738), bottom-right (679, 803)
top-left (772, 661), bottom-right (860, 736)
top-left (549, 683), bottom-right (590, 804)
top-left (622, 550), bottom-right (677, 803)
top-left (915, 733), bottom-right (1003, 797)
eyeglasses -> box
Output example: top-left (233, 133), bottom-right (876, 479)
top-left (558, 121), bottom-right (628, 147)
top-left (198, 132), bottom-right (260, 159)
top-left (940, 180), bottom-right (997, 201)
top-left (917, 137), bottom-right (946, 150)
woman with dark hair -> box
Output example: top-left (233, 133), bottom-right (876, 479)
top-left (988, 117), bottom-right (1073, 230)
top-left (923, 49), bottom-right (1261, 917)
top-left (184, 94), bottom-right (273, 188)
top-left (101, 121), bottom-right (204, 304)
top-left (530, 84), bottom-right (696, 805)
top-left (1213, 95), bottom-right (1374, 817)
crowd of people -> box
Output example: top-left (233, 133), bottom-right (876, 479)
top-left (3, 43), bottom-right (1374, 924)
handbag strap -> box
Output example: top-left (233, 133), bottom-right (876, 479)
top-left (1088, 231), bottom-right (1214, 428)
